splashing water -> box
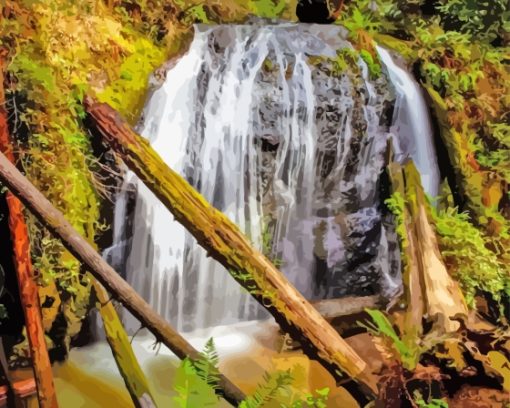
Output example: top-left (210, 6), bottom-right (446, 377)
top-left (105, 23), bottom-right (440, 332)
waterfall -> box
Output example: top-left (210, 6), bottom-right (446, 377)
top-left (376, 46), bottom-right (440, 198)
top-left (105, 23), bottom-right (440, 333)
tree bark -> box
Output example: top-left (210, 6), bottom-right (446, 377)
top-left (83, 96), bottom-right (377, 396)
top-left (0, 151), bottom-right (246, 406)
top-left (0, 60), bottom-right (58, 408)
top-left (312, 295), bottom-right (380, 320)
top-left (387, 155), bottom-right (424, 367)
top-left (406, 163), bottom-right (468, 333)
top-left (93, 281), bottom-right (158, 408)
top-left (387, 154), bottom-right (468, 335)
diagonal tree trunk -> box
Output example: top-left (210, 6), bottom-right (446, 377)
top-left (83, 96), bottom-right (378, 397)
top-left (93, 281), bottom-right (158, 408)
top-left (0, 57), bottom-right (59, 408)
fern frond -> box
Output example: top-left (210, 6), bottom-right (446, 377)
top-left (240, 370), bottom-right (293, 408)
top-left (172, 358), bottom-right (219, 408)
top-left (192, 338), bottom-right (221, 391)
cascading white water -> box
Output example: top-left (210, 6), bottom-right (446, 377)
top-left (105, 23), bottom-right (440, 333)
top-left (376, 46), bottom-right (440, 198)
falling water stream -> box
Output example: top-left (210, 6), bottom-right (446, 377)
top-left (105, 22), bottom-right (440, 333)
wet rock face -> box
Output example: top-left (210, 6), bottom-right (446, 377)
top-left (184, 24), bottom-right (402, 299)
top-left (296, 0), bottom-right (340, 24)
top-left (245, 30), bottom-right (400, 298)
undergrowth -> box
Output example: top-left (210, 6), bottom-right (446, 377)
top-left (432, 206), bottom-right (509, 307)
top-left (172, 338), bottom-right (330, 407)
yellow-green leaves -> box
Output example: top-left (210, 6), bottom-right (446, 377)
top-left (432, 207), bottom-right (509, 308)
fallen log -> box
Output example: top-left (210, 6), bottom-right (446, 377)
top-left (386, 151), bottom-right (424, 369)
top-left (93, 281), bottom-right (158, 408)
top-left (406, 163), bottom-right (468, 333)
top-left (0, 58), bottom-right (58, 408)
top-left (83, 96), bottom-right (377, 396)
top-left (386, 155), bottom-right (468, 335)
top-left (312, 295), bottom-right (380, 321)
top-left (0, 151), bottom-right (246, 406)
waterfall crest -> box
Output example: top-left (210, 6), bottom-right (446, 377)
top-left (105, 23), bottom-right (440, 332)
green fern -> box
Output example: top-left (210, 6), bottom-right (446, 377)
top-left (192, 338), bottom-right (221, 391)
top-left (240, 371), bottom-right (293, 408)
top-left (172, 338), bottom-right (222, 407)
top-left (172, 358), bottom-right (220, 408)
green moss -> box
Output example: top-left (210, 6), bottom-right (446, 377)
top-left (385, 192), bottom-right (408, 255)
top-left (359, 49), bottom-right (382, 78)
top-left (98, 35), bottom-right (166, 122)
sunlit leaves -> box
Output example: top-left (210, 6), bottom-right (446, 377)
top-left (432, 207), bottom-right (508, 307)
top-left (248, 0), bottom-right (287, 19)
top-left (437, 0), bottom-right (509, 41)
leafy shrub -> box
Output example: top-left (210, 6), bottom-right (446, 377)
top-left (432, 207), bottom-right (509, 307)
top-left (436, 0), bottom-right (509, 41)
top-left (248, 0), bottom-right (287, 18)
top-left (192, 338), bottom-right (221, 391)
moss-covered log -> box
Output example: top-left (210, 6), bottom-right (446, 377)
top-left (93, 282), bottom-right (158, 408)
top-left (83, 96), bottom-right (377, 396)
top-left (0, 151), bottom-right (246, 406)
top-left (386, 156), bottom-right (424, 368)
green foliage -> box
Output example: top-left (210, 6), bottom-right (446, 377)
top-left (436, 0), bottom-right (509, 41)
top-left (361, 309), bottom-right (420, 369)
top-left (488, 122), bottom-right (510, 149)
top-left (331, 48), bottom-right (360, 75)
top-left (240, 371), bottom-right (293, 408)
top-left (0, 304), bottom-right (7, 320)
top-left (99, 36), bottom-right (165, 122)
top-left (172, 339), bottom-right (330, 407)
top-left (337, 0), bottom-right (424, 35)
top-left (248, 0), bottom-right (286, 19)
top-left (260, 217), bottom-right (282, 268)
top-left (359, 49), bottom-right (382, 78)
top-left (173, 358), bottom-right (220, 407)
top-left (338, 5), bottom-right (383, 34)
top-left (290, 387), bottom-right (330, 408)
top-left (192, 338), bottom-right (221, 391)
top-left (10, 54), bottom-right (56, 94)
top-left (172, 338), bottom-right (221, 407)
top-left (414, 391), bottom-right (449, 408)
top-left (432, 207), bottom-right (509, 307)
top-left (178, 4), bottom-right (212, 25)
top-left (385, 192), bottom-right (409, 256)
